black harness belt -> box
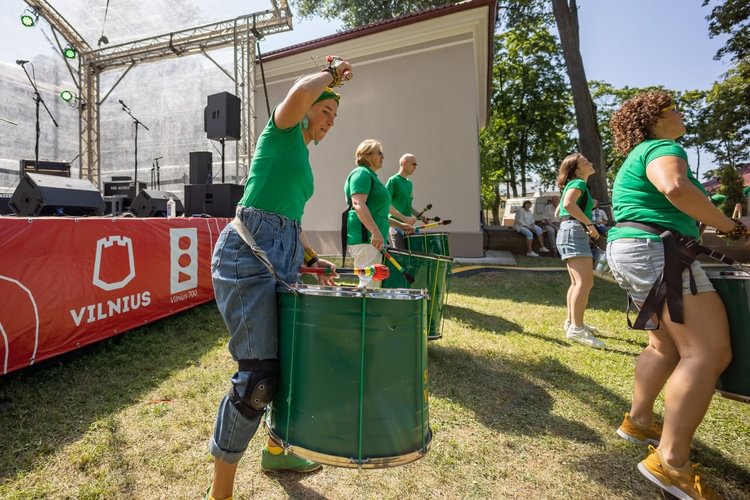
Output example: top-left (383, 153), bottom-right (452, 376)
top-left (615, 221), bottom-right (738, 329)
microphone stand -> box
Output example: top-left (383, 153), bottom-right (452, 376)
top-left (120, 102), bottom-right (149, 188)
top-left (20, 62), bottom-right (58, 170)
top-left (154, 156), bottom-right (163, 189)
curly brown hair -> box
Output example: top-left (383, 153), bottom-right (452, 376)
top-left (556, 153), bottom-right (582, 190)
top-left (610, 90), bottom-right (674, 156)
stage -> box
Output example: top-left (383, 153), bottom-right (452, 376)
top-left (0, 215), bottom-right (230, 376)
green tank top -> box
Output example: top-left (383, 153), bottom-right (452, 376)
top-left (559, 178), bottom-right (593, 219)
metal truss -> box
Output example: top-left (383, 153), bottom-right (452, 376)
top-left (23, 1), bottom-right (293, 187)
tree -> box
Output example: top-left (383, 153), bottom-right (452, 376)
top-left (292, 0), bottom-right (456, 27)
top-left (483, 16), bottom-right (575, 201)
top-left (551, 0), bottom-right (609, 207)
top-left (702, 63), bottom-right (750, 168)
top-left (703, 0), bottom-right (750, 63)
top-left (716, 163), bottom-right (746, 216)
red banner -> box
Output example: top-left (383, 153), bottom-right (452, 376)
top-left (0, 216), bottom-right (229, 376)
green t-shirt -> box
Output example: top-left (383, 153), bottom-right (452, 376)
top-left (344, 166), bottom-right (391, 245)
top-left (608, 139), bottom-right (705, 240)
top-left (559, 178), bottom-right (594, 220)
top-left (385, 174), bottom-right (413, 221)
top-left (238, 113), bottom-right (313, 222)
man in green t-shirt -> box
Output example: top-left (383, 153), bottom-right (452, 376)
top-left (385, 153), bottom-right (419, 248)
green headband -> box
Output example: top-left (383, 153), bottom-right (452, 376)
top-left (314, 87), bottom-right (340, 105)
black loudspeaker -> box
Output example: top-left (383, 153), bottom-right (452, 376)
top-left (0, 193), bottom-right (12, 215)
top-left (9, 173), bottom-right (105, 216)
top-left (184, 183), bottom-right (243, 217)
top-left (130, 189), bottom-right (184, 217)
top-left (189, 151), bottom-right (213, 184)
top-left (204, 92), bottom-right (241, 140)
top-left (103, 180), bottom-right (147, 209)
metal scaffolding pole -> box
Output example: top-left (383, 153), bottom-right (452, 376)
top-left (23, 1), bottom-right (293, 187)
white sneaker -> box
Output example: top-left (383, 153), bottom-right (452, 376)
top-left (566, 325), bottom-right (605, 349)
top-left (564, 320), bottom-right (599, 333)
top-left (539, 246), bottom-right (550, 252)
top-left (526, 251), bottom-right (539, 257)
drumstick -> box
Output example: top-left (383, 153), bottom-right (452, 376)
top-left (413, 219), bottom-right (452, 233)
top-left (381, 249), bottom-right (415, 284)
top-left (299, 264), bottom-right (390, 280)
top-left (415, 204), bottom-right (432, 218)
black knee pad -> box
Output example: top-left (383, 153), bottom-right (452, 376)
top-left (228, 359), bottom-right (279, 420)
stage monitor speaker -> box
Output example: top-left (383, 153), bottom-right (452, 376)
top-left (9, 173), bottom-right (104, 216)
top-left (103, 180), bottom-right (147, 208)
top-left (130, 189), bottom-right (184, 217)
top-left (204, 92), bottom-right (241, 140)
top-left (189, 151), bottom-right (213, 184)
top-left (184, 183), bottom-right (243, 217)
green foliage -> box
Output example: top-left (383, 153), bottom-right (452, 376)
top-left (482, 11), bottom-right (575, 201)
top-left (717, 163), bottom-right (746, 216)
top-left (703, 0), bottom-right (750, 62)
top-left (291, 0), bottom-right (456, 27)
top-left (702, 61), bottom-right (750, 168)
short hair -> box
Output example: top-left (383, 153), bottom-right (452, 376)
top-left (355, 139), bottom-right (382, 168)
top-left (610, 90), bottom-right (674, 156)
top-left (522, 200), bottom-right (532, 208)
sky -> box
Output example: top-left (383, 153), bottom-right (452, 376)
top-left (1, 0), bottom-right (732, 173)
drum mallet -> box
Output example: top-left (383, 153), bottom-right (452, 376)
top-left (300, 264), bottom-right (390, 280)
top-left (381, 249), bottom-right (415, 284)
top-left (415, 203), bottom-right (432, 219)
top-left (413, 219), bottom-right (452, 233)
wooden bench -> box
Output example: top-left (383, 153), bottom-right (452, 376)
top-left (482, 226), bottom-right (556, 256)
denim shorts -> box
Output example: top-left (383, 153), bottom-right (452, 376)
top-left (556, 220), bottom-right (593, 260)
top-left (606, 238), bottom-right (714, 304)
top-left (209, 206), bottom-right (303, 463)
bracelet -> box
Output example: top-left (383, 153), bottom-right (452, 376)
top-left (321, 66), bottom-right (341, 88)
top-left (303, 247), bottom-right (319, 266)
top-left (718, 218), bottom-right (747, 239)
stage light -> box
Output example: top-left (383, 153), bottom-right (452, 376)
top-left (63, 46), bottom-right (77, 59)
top-left (20, 8), bottom-right (38, 27)
top-left (60, 90), bottom-right (74, 102)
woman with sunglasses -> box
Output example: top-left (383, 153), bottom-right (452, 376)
top-left (608, 89), bottom-right (745, 499)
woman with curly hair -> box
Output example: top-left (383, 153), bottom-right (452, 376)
top-left (555, 153), bottom-right (605, 348)
top-left (607, 89), bottom-right (745, 499)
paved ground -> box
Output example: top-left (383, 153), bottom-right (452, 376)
top-left (453, 249), bottom-right (516, 266)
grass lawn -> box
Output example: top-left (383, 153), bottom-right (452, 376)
top-left (1, 260), bottom-right (749, 499)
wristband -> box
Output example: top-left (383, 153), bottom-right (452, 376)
top-left (718, 218), bottom-right (747, 239)
top-left (321, 66), bottom-right (340, 88)
top-left (303, 247), bottom-right (318, 266)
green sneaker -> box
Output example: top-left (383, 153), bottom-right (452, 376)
top-left (260, 447), bottom-right (322, 473)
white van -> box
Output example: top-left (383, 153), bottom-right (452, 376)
top-left (502, 193), bottom-right (560, 227)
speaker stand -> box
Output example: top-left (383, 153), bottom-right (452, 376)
top-left (19, 62), bottom-right (58, 170)
top-left (220, 138), bottom-right (225, 183)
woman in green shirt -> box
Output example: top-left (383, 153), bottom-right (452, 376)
top-left (608, 90), bottom-right (743, 499)
top-left (344, 139), bottom-right (412, 287)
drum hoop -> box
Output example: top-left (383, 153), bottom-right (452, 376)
top-left (281, 284), bottom-right (428, 300)
top-left (266, 426), bottom-right (433, 469)
top-left (706, 270), bottom-right (750, 280)
top-left (716, 389), bottom-right (750, 404)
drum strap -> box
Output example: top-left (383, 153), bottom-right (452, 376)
top-left (615, 221), bottom-right (740, 329)
top-left (231, 217), bottom-right (296, 293)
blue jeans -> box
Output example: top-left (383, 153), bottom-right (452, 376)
top-left (209, 206), bottom-right (303, 463)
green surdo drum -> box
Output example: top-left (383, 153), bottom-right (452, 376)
top-left (382, 248), bottom-right (453, 340)
top-left (406, 232), bottom-right (451, 257)
top-left (268, 285), bottom-right (432, 468)
top-left (707, 269), bottom-right (750, 403)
